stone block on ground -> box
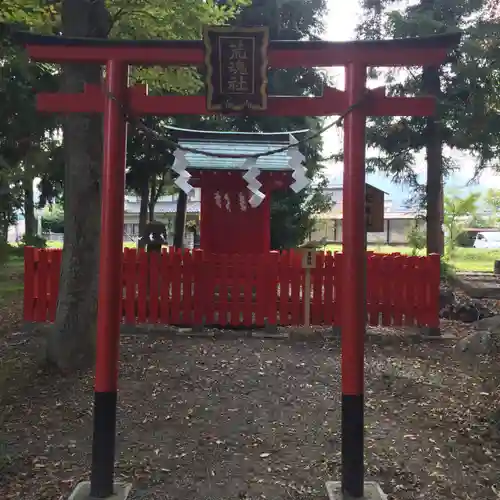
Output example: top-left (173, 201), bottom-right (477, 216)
top-left (176, 327), bottom-right (215, 338)
top-left (455, 330), bottom-right (498, 355)
top-left (419, 326), bottom-right (441, 337)
top-left (289, 327), bottom-right (323, 341)
top-left (68, 481), bottom-right (132, 500)
top-left (474, 314), bottom-right (500, 333)
top-left (326, 481), bottom-right (387, 500)
top-left (252, 331), bottom-right (289, 340)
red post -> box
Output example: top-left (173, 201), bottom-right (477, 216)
top-left (341, 62), bottom-right (367, 498)
top-left (90, 59), bottom-right (129, 498)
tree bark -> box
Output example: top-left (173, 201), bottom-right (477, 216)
top-left (148, 176), bottom-right (163, 222)
top-left (46, 0), bottom-right (111, 372)
top-left (138, 179), bottom-right (149, 237)
top-left (423, 65), bottom-right (444, 256)
top-left (23, 171), bottom-right (36, 238)
top-left (148, 193), bottom-right (155, 222)
top-left (0, 216), bottom-right (8, 243)
top-left (173, 190), bottom-right (187, 249)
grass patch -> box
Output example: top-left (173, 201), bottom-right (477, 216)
top-left (46, 240), bottom-right (137, 249)
top-left (11, 242), bottom-right (500, 280)
top-left (0, 257), bottom-right (24, 301)
top-left (325, 244), bottom-right (500, 273)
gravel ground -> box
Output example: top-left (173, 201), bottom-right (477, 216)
top-left (0, 330), bottom-right (499, 500)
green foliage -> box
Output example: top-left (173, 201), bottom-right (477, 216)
top-left (209, 0), bottom-right (330, 250)
top-left (20, 234), bottom-right (46, 248)
top-left (126, 118), bottom-right (175, 218)
top-left (440, 259), bottom-right (456, 280)
top-left (483, 188), bottom-right (500, 226)
top-left (41, 204), bottom-right (64, 233)
top-left (0, 241), bottom-right (12, 266)
top-left (0, 0), bottom-right (251, 244)
top-left (443, 191), bottom-right (480, 258)
top-left (356, 0), bottom-right (500, 196)
top-left (407, 223), bottom-right (426, 255)
top-left (185, 219), bottom-right (198, 234)
top-left (108, 0), bottom-right (250, 93)
top-left (0, 29), bottom-right (62, 222)
top-left (0, 1), bottom-right (56, 29)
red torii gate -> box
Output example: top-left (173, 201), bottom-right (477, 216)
top-left (15, 30), bottom-right (460, 500)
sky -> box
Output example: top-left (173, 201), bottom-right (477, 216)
top-left (321, 0), bottom-right (500, 208)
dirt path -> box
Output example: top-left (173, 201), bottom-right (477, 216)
top-left (0, 333), bottom-right (499, 500)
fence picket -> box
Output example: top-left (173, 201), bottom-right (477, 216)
top-left (160, 248), bottom-right (171, 324)
top-left (266, 251), bottom-right (280, 327)
top-left (290, 250), bottom-right (301, 325)
top-left (242, 254), bottom-right (254, 327)
top-left (229, 253), bottom-right (241, 327)
top-left (312, 252), bottom-right (324, 324)
top-left (148, 251), bottom-right (160, 324)
top-left (323, 251), bottom-right (335, 325)
top-left (170, 248), bottom-right (182, 324)
top-left (123, 248), bottom-right (137, 324)
top-left (192, 249), bottom-right (204, 326)
top-left (23, 247), bottom-right (442, 329)
top-left (392, 255), bottom-right (405, 326)
top-left (380, 256), bottom-right (392, 326)
top-left (279, 251), bottom-right (291, 325)
top-left (137, 249), bottom-right (148, 323)
top-left (404, 257), bottom-right (417, 326)
top-left (366, 254), bottom-right (379, 326)
top-left (34, 249), bottom-right (48, 322)
top-left (181, 249), bottom-right (193, 325)
top-left (333, 252), bottom-right (342, 326)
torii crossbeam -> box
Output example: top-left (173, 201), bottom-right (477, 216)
top-left (13, 29), bottom-right (460, 500)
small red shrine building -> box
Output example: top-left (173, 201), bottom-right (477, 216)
top-left (175, 130), bottom-right (309, 254)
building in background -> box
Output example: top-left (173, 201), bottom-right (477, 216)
top-left (123, 189), bottom-right (201, 247)
top-left (122, 184), bottom-right (424, 247)
top-left (311, 185), bottom-right (424, 245)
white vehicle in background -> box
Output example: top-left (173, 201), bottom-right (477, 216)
top-left (473, 231), bottom-right (500, 249)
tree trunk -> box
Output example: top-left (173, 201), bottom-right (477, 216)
top-left (23, 165), bottom-right (36, 238)
top-left (148, 198), bottom-right (155, 222)
top-left (148, 177), bottom-right (157, 222)
top-left (423, 65), bottom-right (444, 256)
top-left (0, 216), bottom-right (8, 243)
top-left (46, 0), bottom-right (111, 372)
top-left (138, 180), bottom-right (149, 237)
top-left (173, 190), bottom-right (187, 249)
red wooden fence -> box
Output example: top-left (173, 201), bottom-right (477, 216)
top-left (23, 247), bottom-right (441, 328)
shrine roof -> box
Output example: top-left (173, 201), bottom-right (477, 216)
top-left (172, 127), bottom-right (309, 142)
top-left (180, 139), bottom-right (292, 171)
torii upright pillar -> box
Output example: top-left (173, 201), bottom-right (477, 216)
top-left (15, 29), bottom-right (461, 500)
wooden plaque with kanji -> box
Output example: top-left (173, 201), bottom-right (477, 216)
top-left (203, 26), bottom-right (269, 112)
top-left (365, 184), bottom-right (385, 233)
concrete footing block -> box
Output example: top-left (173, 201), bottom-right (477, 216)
top-left (263, 318), bottom-right (278, 334)
top-left (419, 326), bottom-right (441, 337)
top-left (252, 331), bottom-right (289, 339)
top-left (191, 316), bottom-right (206, 333)
top-left (68, 482), bottom-right (132, 500)
top-left (289, 326), bottom-right (322, 341)
top-left (326, 481), bottom-right (387, 500)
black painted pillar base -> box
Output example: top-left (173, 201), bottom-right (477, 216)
top-left (341, 394), bottom-right (364, 498)
top-left (90, 391), bottom-right (118, 498)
